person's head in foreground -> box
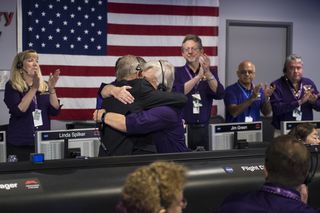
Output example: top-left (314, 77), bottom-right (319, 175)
top-left (116, 161), bottom-right (187, 213)
top-left (265, 135), bottom-right (310, 188)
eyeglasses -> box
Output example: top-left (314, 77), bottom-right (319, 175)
top-left (287, 66), bottom-right (302, 72)
top-left (180, 198), bottom-right (187, 209)
top-left (182, 47), bottom-right (201, 53)
top-left (239, 70), bottom-right (255, 75)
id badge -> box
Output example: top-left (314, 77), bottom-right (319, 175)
top-left (192, 93), bottom-right (202, 114)
top-left (292, 106), bottom-right (302, 121)
top-left (193, 106), bottom-right (200, 114)
top-left (33, 109), bottom-right (43, 127)
top-left (245, 116), bottom-right (253, 123)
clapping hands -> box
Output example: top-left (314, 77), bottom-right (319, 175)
top-left (48, 69), bottom-right (60, 91)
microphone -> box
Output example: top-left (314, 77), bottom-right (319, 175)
top-left (22, 67), bottom-right (32, 76)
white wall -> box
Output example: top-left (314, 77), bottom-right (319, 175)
top-left (0, 0), bottom-right (17, 126)
top-left (218, 0), bottom-right (320, 119)
top-left (1, 0), bottom-right (320, 127)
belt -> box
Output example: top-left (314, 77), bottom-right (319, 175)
top-left (188, 123), bottom-right (207, 128)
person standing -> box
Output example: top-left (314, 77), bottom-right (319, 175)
top-left (224, 60), bottom-right (274, 123)
top-left (270, 54), bottom-right (320, 136)
top-left (173, 34), bottom-right (225, 151)
top-left (94, 60), bottom-right (188, 153)
top-left (4, 50), bottom-right (61, 161)
top-left (94, 55), bottom-right (187, 156)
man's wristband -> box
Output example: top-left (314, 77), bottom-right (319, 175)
top-left (101, 112), bottom-right (106, 124)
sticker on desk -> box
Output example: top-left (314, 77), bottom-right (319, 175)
top-left (0, 178), bottom-right (42, 195)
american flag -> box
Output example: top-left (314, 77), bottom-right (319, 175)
top-left (18, 0), bottom-right (219, 120)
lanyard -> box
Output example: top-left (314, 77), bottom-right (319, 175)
top-left (33, 95), bottom-right (38, 109)
top-left (184, 64), bottom-right (200, 92)
top-left (237, 82), bottom-right (253, 99)
top-left (237, 82), bottom-right (254, 117)
top-left (285, 77), bottom-right (303, 100)
top-left (260, 185), bottom-right (301, 202)
top-left (184, 65), bottom-right (194, 80)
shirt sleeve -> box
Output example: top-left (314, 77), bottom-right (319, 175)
top-left (224, 86), bottom-right (238, 106)
top-left (96, 82), bottom-right (107, 109)
top-left (48, 101), bottom-right (62, 116)
top-left (126, 106), bottom-right (177, 135)
top-left (309, 80), bottom-right (320, 111)
top-left (210, 67), bottom-right (225, 99)
top-left (4, 82), bottom-right (27, 117)
top-left (270, 81), bottom-right (299, 116)
top-left (172, 67), bottom-right (185, 94)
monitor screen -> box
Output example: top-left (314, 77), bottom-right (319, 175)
top-left (0, 131), bottom-right (6, 162)
top-left (35, 128), bottom-right (101, 160)
top-left (280, 120), bottom-right (320, 135)
top-left (209, 122), bottom-right (263, 150)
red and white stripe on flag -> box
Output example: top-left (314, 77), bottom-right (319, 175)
top-left (19, 0), bottom-right (219, 120)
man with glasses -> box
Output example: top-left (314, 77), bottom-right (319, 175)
top-left (173, 34), bottom-right (225, 151)
top-left (224, 60), bottom-right (274, 123)
top-left (270, 54), bottom-right (320, 137)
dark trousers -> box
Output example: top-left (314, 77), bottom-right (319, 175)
top-left (187, 123), bottom-right (209, 151)
top-left (6, 143), bottom-right (35, 162)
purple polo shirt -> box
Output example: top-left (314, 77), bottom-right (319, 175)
top-left (217, 183), bottom-right (320, 213)
top-left (224, 82), bottom-right (266, 123)
top-left (4, 81), bottom-right (61, 146)
top-left (270, 76), bottom-right (320, 130)
top-left (125, 106), bottom-right (188, 153)
top-left (173, 64), bottom-right (225, 124)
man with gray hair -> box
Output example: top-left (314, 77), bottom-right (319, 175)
top-left (95, 55), bottom-right (187, 156)
top-left (270, 54), bottom-right (320, 136)
top-left (94, 60), bottom-right (189, 153)
top-left (96, 55), bottom-right (145, 108)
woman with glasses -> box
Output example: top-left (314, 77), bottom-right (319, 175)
top-left (116, 161), bottom-right (187, 213)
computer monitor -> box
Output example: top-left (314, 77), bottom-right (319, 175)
top-left (35, 128), bottom-right (101, 160)
top-left (209, 122), bottom-right (263, 150)
top-left (280, 120), bottom-right (320, 135)
top-left (0, 131), bottom-right (6, 162)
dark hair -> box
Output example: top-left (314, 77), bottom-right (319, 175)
top-left (182, 34), bottom-right (203, 49)
top-left (288, 123), bottom-right (316, 142)
top-left (265, 135), bottom-right (310, 187)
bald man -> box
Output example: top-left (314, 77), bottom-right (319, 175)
top-left (224, 60), bottom-right (275, 123)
